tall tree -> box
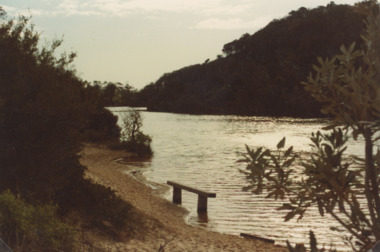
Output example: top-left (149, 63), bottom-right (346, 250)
top-left (0, 9), bottom-right (87, 203)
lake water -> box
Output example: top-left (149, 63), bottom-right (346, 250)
top-left (109, 108), bottom-right (365, 250)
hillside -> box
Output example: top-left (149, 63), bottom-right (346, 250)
top-left (137, 2), bottom-right (364, 117)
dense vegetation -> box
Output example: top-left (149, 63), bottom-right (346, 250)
top-left (87, 81), bottom-right (141, 108)
top-left (240, 1), bottom-right (380, 251)
top-left (136, 2), bottom-right (364, 117)
top-left (119, 110), bottom-right (153, 157)
top-left (0, 8), bottom-right (138, 250)
top-left (0, 190), bottom-right (76, 251)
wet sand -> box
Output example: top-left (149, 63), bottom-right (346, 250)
top-left (80, 143), bottom-right (286, 251)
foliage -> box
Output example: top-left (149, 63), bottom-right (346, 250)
top-left (91, 81), bottom-right (140, 107)
top-left (0, 190), bottom-right (76, 252)
top-left (137, 2), bottom-right (364, 117)
top-left (286, 231), bottom-right (337, 252)
top-left (120, 110), bottom-right (152, 157)
top-left (81, 107), bottom-right (121, 142)
top-left (240, 1), bottom-right (380, 251)
top-left (0, 7), bottom-right (136, 240)
top-left (78, 82), bottom-right (122, 142)
top-left (0, 7), bottom-right (87, 204)
top-left (71, 179), bottom-right (134, 233)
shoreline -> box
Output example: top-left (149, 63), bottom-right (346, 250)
top-left (80, 143), bottom-right (286, 251)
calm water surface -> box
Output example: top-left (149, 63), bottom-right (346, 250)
top-left (110, 108), bottom-right (365, 250)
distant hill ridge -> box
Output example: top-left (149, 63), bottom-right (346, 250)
top-left (138, 2), bottom-right (364, 117)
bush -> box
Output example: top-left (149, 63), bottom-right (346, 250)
top-left (76, 180), bottom-right (133, 232)
top-left (0, 190), bottom-right (76, 252)
top-left (120, 110), bottom-right (153, 157)
top-left (81, 108), bottom-right (121, 142)
top-left (0, 6), bottom-right (87, 205)
top-left (0, 9), bottom-right (135, 242)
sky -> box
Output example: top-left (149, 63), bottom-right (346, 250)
top-left (2, 0), bottom-right (360, 89)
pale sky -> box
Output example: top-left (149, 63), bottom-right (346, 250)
top-left (2, 0), bottom-right (359, 89)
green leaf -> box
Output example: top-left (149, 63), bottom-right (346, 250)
top-left (277, 137), bottom-right (286, 149)
top-left (283, 156), bottom-right (296, 168)
top-left (236, 158), bottom-right (250, 163)
top-left (277, 203), bottom-right (296, 211)
top-left (348, 42), bottom-right (356, 54)
top-left (340, 44), bottom-right (347, 54)
top-left (309, 231), bottom-right (318, 252)
top-left (284, 146), bottom-right (293, 158)
top-left (284, 210), bottom-right (297, 221)
top-left (324, 144), bottom-right (333, 157)
top-left (262, 149), bottom-right (271, 157)
top-left (317, 201), bottom-right (324, 217)
top-left (286, 241), bottom-right (296, 252)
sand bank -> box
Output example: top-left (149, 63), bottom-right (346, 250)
top-left (80, 143), bottom-right (285, 251)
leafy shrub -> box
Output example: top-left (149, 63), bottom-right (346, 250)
top-left (81, 108), bottom-right (121, 142)
top-left (0, 10), bottom-right (135, 243)
top-left (120, 110), bottom-right (153, 157)
top-left (72, 180), bottom-right (134, 234)
top-left (0, 6), bottom-right (87, 205)
top-left (0, 190), bottom-right (76, 252)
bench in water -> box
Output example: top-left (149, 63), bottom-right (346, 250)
top-left (167, 181), bottom-right (216, 213)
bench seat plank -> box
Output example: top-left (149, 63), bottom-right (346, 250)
top-left (167, 181), bottom-right (216, 198)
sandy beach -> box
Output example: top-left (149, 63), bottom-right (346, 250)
top-left (80, 143), bottom-right (286, 251)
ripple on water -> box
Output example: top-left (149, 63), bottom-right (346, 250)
top-left (111, 110), bottom-right (365, 251)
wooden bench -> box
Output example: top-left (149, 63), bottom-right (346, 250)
top-left (167, 181), bottom-right (216, 213)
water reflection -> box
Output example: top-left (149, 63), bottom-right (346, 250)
top-left (110, 110), bottom-right (365, 251)
top-left (192, 212), bottom-right (209, 227)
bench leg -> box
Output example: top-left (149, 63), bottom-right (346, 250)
top-left (197, 195), bottom-right (208, 213)
top-left (173, 187), bottom-right (182, 204)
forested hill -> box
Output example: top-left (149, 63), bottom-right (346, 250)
top-left (138, 3), bottom-right (364, 117)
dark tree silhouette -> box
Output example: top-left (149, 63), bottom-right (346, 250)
top-left (136, 2), bottom-right (364, 118)
top-left (0, 7), bottom-right (132, 233)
